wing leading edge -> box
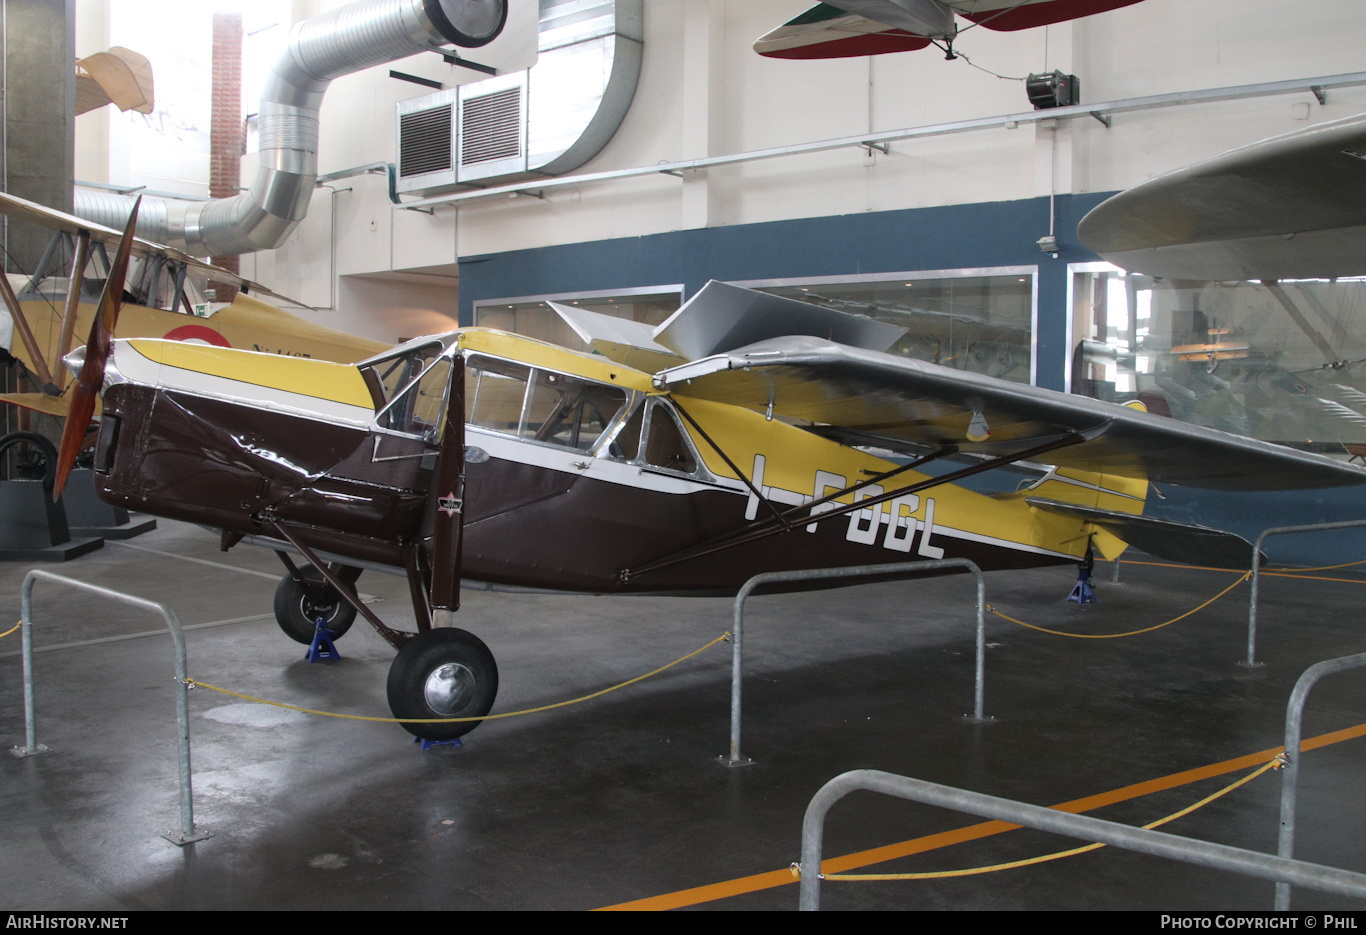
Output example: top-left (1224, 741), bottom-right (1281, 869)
top-left (654, 335), bottom-right (1366, 491)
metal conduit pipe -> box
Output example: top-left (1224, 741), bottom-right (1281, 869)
top-left (72, 0), bottom-right (503, 256)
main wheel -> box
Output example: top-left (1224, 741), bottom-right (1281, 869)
top-left (273, 565), bottom-right (357, 644)
top-left (387, 628), bottom-right (498, 741)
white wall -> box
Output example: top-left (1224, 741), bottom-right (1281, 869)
top-left (78, 0), bottom-right (1366, 338)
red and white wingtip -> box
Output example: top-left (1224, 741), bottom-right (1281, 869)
top-left (754, 4), bottom-right (933, 60)
top-left (52, 196), bottom-right (140, 501)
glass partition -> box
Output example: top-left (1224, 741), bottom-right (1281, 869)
top-left (736, 268), bottom-right (1038, 385)
top-left (1070, 264), bottom-right (1366, 456)
top-left (473, 286), bottom-right (684, 356)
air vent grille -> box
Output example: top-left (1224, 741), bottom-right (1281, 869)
top-left (399, 104), bottom-right (453, 178)
top-left (461, 87), bottom-right (523, 165)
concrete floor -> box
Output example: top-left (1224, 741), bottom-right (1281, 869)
top-left (1, 519), bottom-right (1364, 911)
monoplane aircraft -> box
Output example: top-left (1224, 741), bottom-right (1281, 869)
top-left (46, 199), bottom-right (1366, 743)
top-left (754, 0), bottom-right (1146, 60)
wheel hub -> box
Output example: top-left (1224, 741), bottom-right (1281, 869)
top-left (424, 662), bottom-right (476, 715)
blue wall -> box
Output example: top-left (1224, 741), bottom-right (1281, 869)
top-left (458, 193), bottom-right (1366, 565)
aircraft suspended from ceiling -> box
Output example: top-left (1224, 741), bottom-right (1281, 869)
top-left (754, 0), bottom-right (1147, 60)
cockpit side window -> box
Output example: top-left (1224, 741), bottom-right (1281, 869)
top-left (375, 357), bottom-right (452, 441)
top-left (642, 402), bottom-right (698, 474)
top-left (603, 399), bottom-right (701, 476)
top-left (361, 342), bottom-right (444, 411)
top-left (465, 355), bottom-right (628, 453)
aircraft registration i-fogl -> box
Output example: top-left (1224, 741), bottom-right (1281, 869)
top-left (44, 202), bottom-right (1366, 742)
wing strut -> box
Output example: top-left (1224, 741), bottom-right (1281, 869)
top-left (0, 262), bottom-right (59, 392)
top-left (621, 428), bottom-right (1098, 583)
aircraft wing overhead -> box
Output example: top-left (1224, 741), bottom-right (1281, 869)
top-left (547, 301), bottom-right (682, 372)
top-left (1077, 112), bottom-right (1366, 281)
top-left (653, 335), bottom-right (1366, 490)
top-left (753, 4), bottom-right (934, 59)
top-left (652, 280), bottom-right (906, 361)
top-left (754, 1), bottom-right (1145, 59)
top-left (950, 0), bottom-right (1146, 31)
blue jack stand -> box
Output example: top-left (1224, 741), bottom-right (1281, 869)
top-left (306, 617), bottom-right (341, 662)
top-left (415, 736), bottom-right (462, 751)
top-left (1067, 569), bottom-right (1097, 604)
top-left (1067, 549), bottom-right (1097, 604)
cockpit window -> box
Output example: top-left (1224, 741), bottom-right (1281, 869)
top-left (604, 399), bottom-right (701, 475)
top-left (465, 355), bottom-right (628, 452)
top-left (643, 403), bottom-right (698, 474)
top-left (375, 357), bottom-right (452, 440)
top-left (361, 342), bottom-right (444, 411)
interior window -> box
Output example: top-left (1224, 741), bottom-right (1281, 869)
top-left (465, 356), bottom-right (628, 452)
top-left (467, 358), bottom-right (531, 434)
top-left (643, 403), bottom-right (698, 473)
top-left (362, 342), bottom-right (444, 410)
top-left (376, 358), bottom-right (452, 440)
top-left (609, 403), bottom-right (645, 460)
top-left (522, 369), bottom-right (627, 451)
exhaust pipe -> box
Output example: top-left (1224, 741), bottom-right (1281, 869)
top-left (74, 0), bottom-right (505, 256)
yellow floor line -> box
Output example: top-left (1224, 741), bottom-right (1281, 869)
top-left (595, 721), bottom-right (1366, 911)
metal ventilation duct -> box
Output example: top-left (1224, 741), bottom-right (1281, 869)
top-left (73, 0), bottom-right (507, 256)
top-left (394, 0), bottom-right (642, 196)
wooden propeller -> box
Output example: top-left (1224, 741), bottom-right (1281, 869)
top-left (52, 197), bottom-right (140, 501)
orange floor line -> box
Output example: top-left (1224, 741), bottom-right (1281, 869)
top-left (595, 722), bottom-right (1366, 911)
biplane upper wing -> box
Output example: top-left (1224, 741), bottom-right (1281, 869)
top-left (754, 1), bottom-right (1145, 60)
top-left (1077, 112), bottom-right (1366, 281)
top-left (653, 334), bottom-right (1366, 490)
top-left (0, 190), bottom-right (309, 308)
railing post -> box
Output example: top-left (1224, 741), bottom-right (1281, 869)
top-left (725, 559), bottom-right (986, 766)
top-left (798, 768), bottom-right (1366, 910)
top-left (1247, 518), bottom-right (1366, 666)
top-left (1274, 650), bottom-right (1366, 909)
top-left (10, 570), bottom-right (211, 845)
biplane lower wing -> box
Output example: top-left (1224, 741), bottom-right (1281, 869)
top-left (652, 335), bottom-right (1366, 491)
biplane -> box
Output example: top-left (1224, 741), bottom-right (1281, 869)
top-left (39, 193), bottom-right (1366, 743)
top-left (0, 189), bottom-right (387, 425)
top-left (754, 0), bottom-right (1146, 61)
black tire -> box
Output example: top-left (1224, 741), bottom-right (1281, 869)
top-left (272, 565), bottom-right (357, 645)
top-left (387, 628), bottom-right (498, 741)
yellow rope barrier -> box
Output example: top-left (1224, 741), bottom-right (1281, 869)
top-left (188, 631), bottom-right (731, 724)
top-left (811, 756), bottom-right (1281, 882)
top-left (0, 621), bottom-right (20, 639)
top-left (986, 572), bottom-right (1250, 639)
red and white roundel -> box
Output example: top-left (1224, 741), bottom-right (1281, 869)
top-left (163, 324), bottom-right (232, 348)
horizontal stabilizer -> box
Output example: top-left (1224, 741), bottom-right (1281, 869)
top-left (1026, 497), bottom-right (1262, 569)
top-left (652, 281), bottom-right (906, 362)
top-left (547, 302), bottom-right (682, 372)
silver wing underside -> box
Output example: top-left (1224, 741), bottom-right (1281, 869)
top-left (1077, 112), bottom-right (1366, 281)
top-left (654, 335), bottom-right (1366, 490)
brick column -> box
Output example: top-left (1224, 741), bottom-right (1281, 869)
top-left (208, 12), bottom-right (243, 300)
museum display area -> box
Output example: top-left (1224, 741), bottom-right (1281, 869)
top-left (1, 0), bottom-right (1365, 913)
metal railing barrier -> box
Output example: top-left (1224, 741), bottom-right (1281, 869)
top-left (1247, 519), bottom-right (1366, 666)
top-left (10, 569), bottom-right (211, 846)
top-left (796, 769), bottom-right (1366, 910)
top-left (1275, 649), bottom-right (1366, 910)
top-left (723, 559), bottom-right (986, 767)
